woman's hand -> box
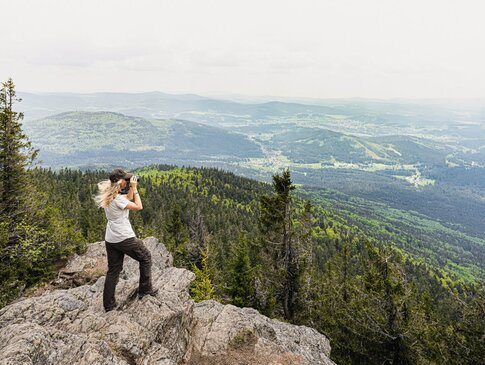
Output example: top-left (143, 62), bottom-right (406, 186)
top-left (126, 176), bottom-right (142, 211)
top-left (130, 175), bottom-right (138, 189)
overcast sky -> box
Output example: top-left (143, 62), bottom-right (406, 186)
top-left (1, 0), bottom-right (484, 99)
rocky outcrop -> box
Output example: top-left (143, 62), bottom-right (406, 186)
top-left (0, 237), bottom-right (335, 365)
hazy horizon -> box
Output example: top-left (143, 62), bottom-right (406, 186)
top-left (17, 89), bottom-right (485, 104)
top-left (2, 0), bottom-right (485, 99)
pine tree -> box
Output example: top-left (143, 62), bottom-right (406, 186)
top-left (0, 79), bottom-right (83, 307)
top-left (190, 243), bottom-right (216, 302)
top-left (323, 242), bottom-right (426, 364)
top-left (227, 233), bottom-right (254, 307)
top-left (187, 207), bottom-right (208, 268)
top-left (259, 168), bottom-right (308, 321)
top-left (166, 205), bottom-right (188, 248)
top-left (0, 78), bottom-right (38, 239)
top-left (447, 283), bottom-right (485, 363)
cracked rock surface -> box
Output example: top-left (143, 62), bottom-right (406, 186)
top-left (0, 237), bottom-right (335, 365)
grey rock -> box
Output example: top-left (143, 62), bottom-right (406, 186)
top-left (186, 300), bottom-right (335, 365)
top-left (0, 236), bottom-right (335, 365)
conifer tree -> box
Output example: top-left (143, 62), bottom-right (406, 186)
top-left (259, 168), bottom-right (308, 321)
top-left (321, 241), bottom-right (429, 364)
top-left (227, 233), bottom-right (254, 307)
top-left (190, 243), bottom-right (216, 302)
top-left (0, 79), bottom-right (82, 307)
top-left (187, 207), bottom-right (208, 268)
top-left (166, 205), bottom-right (188, 248)
top-left (447, 283), bottom-right (485, 363)
top-left (0, 78), bottom-right (38, 237)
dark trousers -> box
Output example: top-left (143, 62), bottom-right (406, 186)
top-left (103, 236), bottom-right (153, 311)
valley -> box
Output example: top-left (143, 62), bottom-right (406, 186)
top-left (18, 92), bottom-right (485, 281)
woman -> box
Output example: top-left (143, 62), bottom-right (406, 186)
top-left (94, 168), bottom-right (158, 312)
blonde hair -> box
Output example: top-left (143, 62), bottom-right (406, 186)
top-left (93, 179), bottom-right (122, 208)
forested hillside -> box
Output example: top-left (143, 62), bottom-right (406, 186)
top-left (301, 187), bottom-right (485, 282)
top-left (1, 164), bottom-right (481, 364)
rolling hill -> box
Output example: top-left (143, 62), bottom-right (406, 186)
top-left (23, 111), bottom-right (262, 169)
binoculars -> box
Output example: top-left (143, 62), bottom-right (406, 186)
top-left (120, 175), bottom-right (140, 195)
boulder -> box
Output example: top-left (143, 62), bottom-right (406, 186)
top-left (0, 237), bottom-right (335, 365)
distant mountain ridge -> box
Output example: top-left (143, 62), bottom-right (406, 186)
top-left (18, 91), bottom-right (340, 122)
top-left (23, 111), bottom-right (262, 169)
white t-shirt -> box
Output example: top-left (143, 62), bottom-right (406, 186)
top-left (104, 194), bottom-right (136, 243)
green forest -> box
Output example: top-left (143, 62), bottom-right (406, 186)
top-left (1, 79), bottom-right (484, 364)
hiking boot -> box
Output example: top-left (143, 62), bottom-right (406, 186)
top-left (104, 301), bottom-right (118, 312)
top-left (138, 288), bottom-right (159, 299)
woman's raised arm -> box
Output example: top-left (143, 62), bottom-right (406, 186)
top-left (125, 176), bottom-right (143, 210)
